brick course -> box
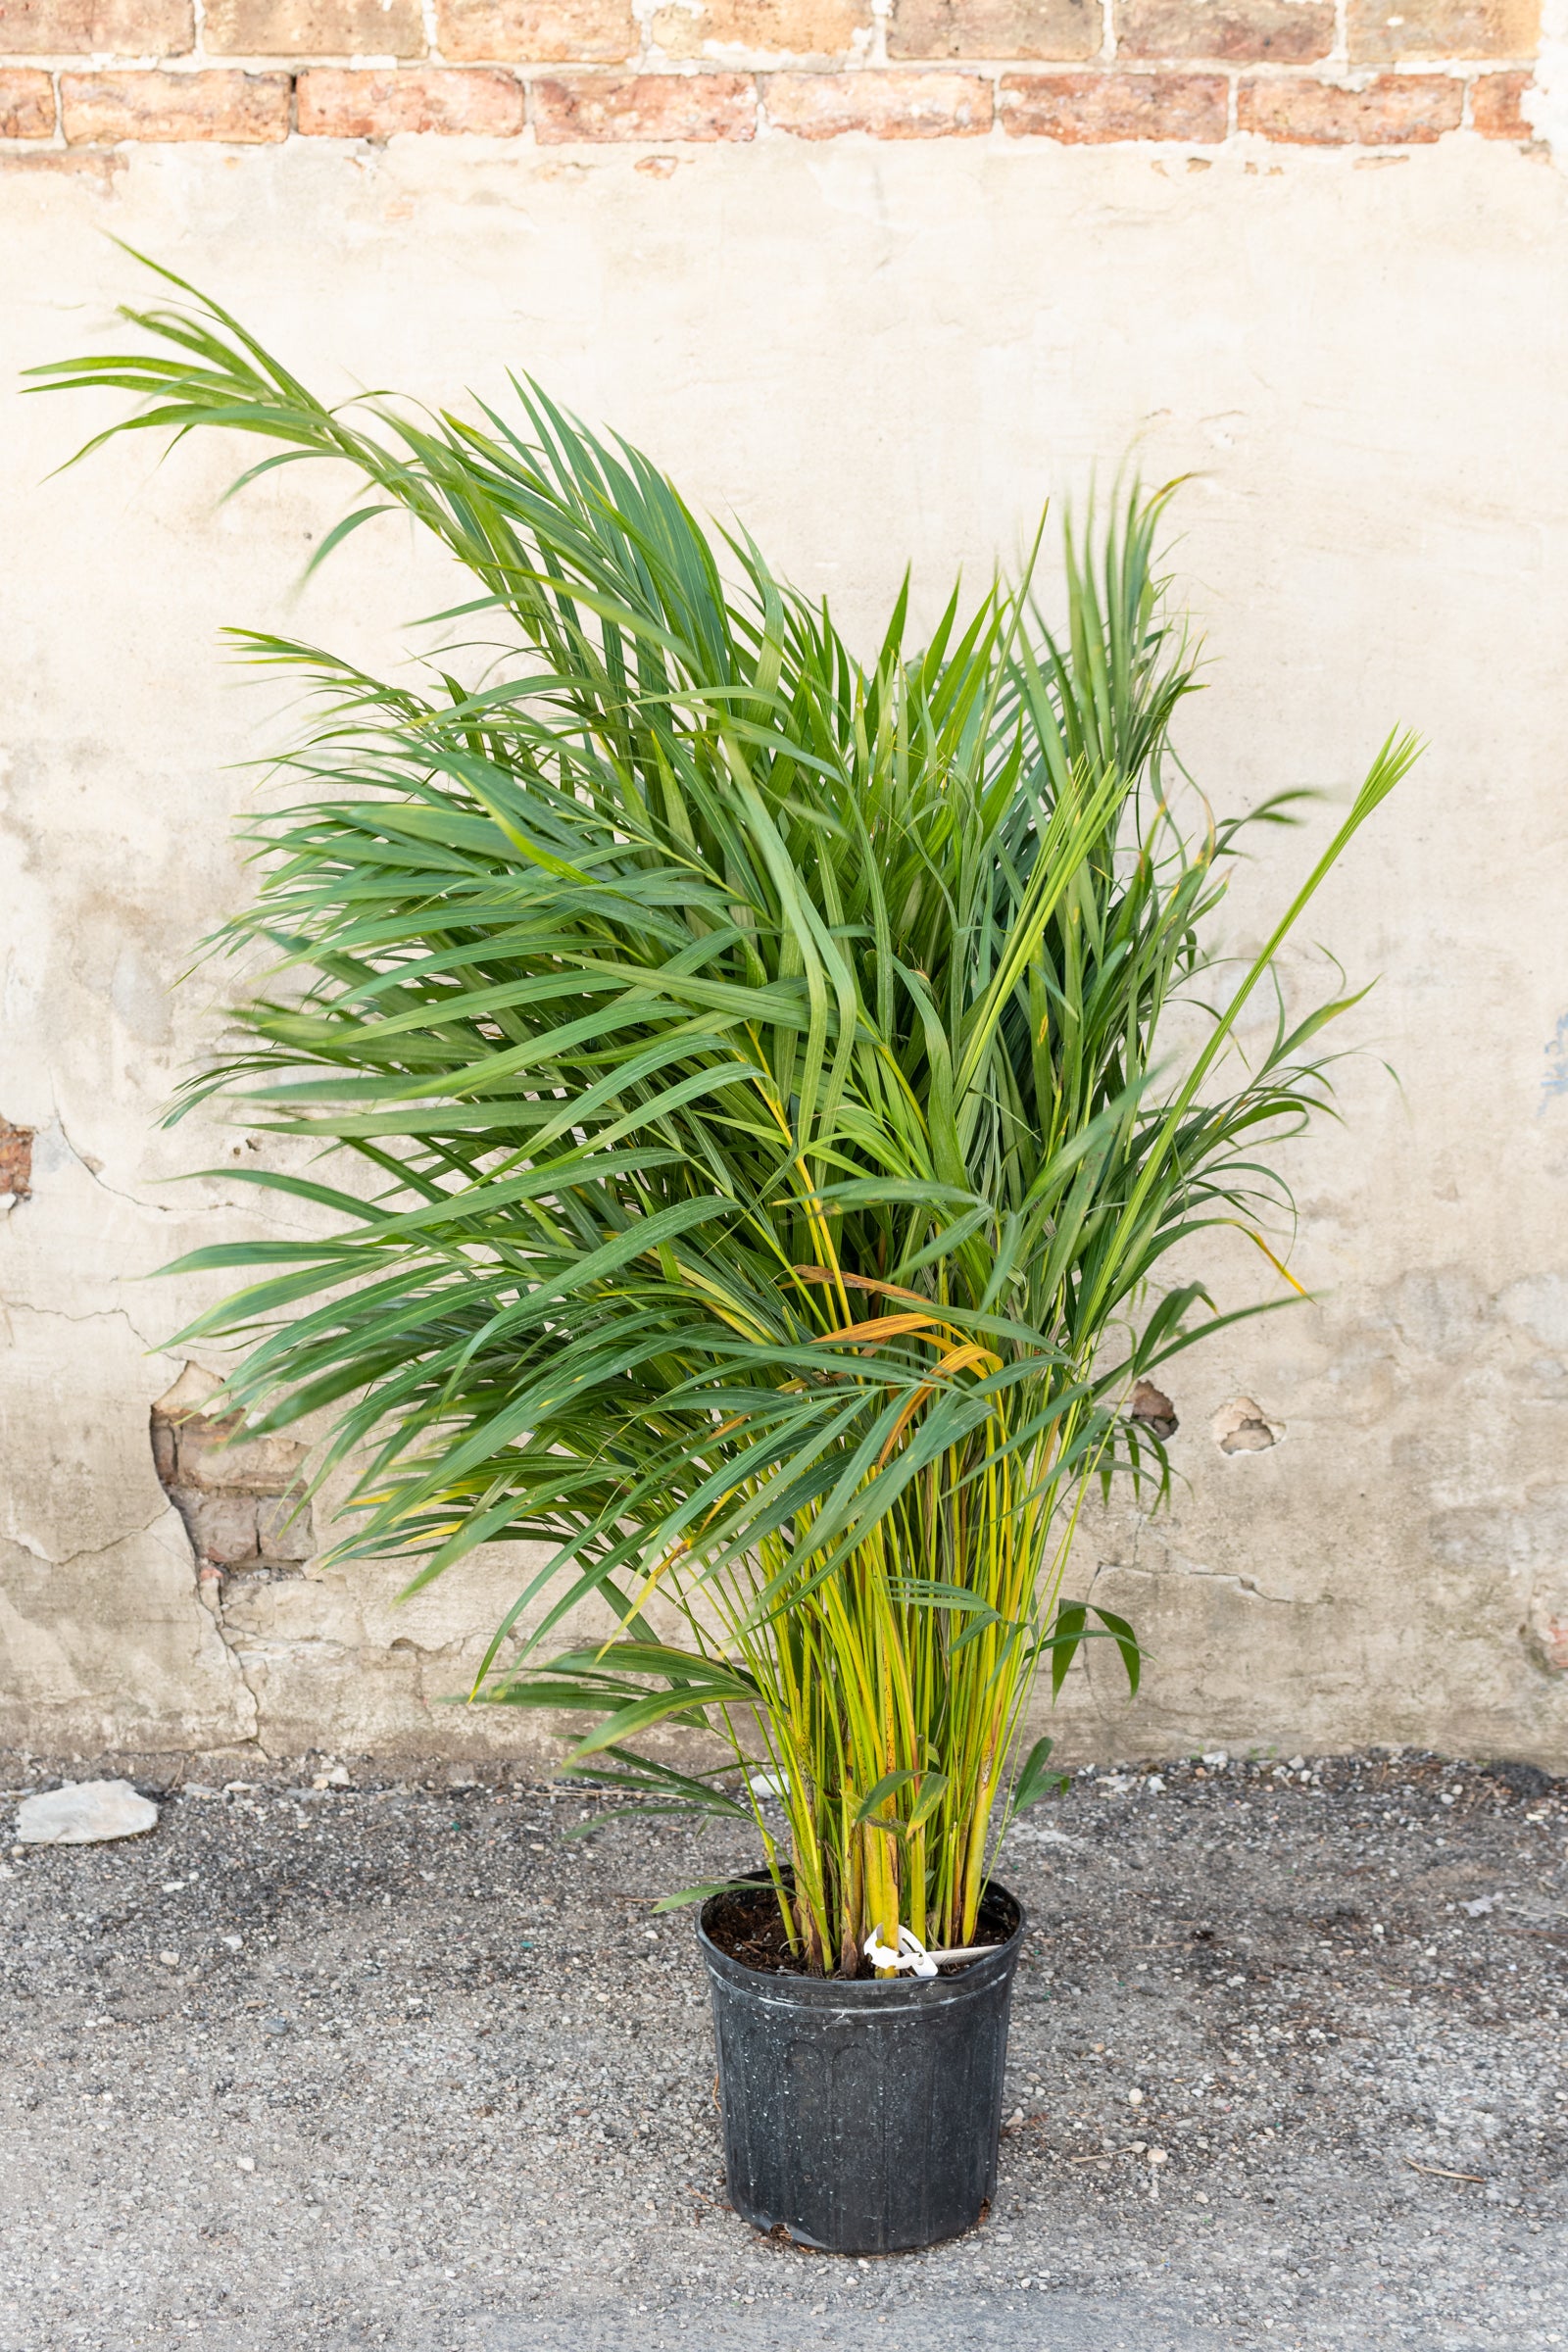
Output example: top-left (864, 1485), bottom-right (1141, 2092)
top-left (650, 0), bottom-right (870, 57)
top-left (533, 68), bottom-right (756, 137)
top-left (437, 0), bottom-right (636, 62)
top-left (298, 65), bottom-right (523, 132)
top-left (1115, 1), bottom-right (1334, 62)
top-left (886, 0), bottom-right (1098, 59)
top-left (1347, 0), bottom-right (1541, 63)
top-left (767, 67), bottom-right (993, 132)
top-left (1239, 72), bottom-right (1465, 140)
top-left (0, 0), bottom-right (191, 52)
top-left (61, 68), bottom-right (291, 138)
top-left (0, 66), bottom-right (52, 130)
top-left (205, 0), bottom-right (424, 56)
top-left (0, 0), bottom-right (1546, 149)
top-left (1001, 68), bottom-right (1227, 138)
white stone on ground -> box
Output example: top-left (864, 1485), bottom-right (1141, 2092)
top-left (15, 1779), bottom-right (159, 1844)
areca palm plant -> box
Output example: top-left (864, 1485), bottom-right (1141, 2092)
top-left (36, 266), bottom-right (1415, 1979)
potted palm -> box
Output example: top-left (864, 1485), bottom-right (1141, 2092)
top-left (35, 265), bottom-right (1415, 2255)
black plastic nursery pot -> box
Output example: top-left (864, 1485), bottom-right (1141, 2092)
top-left (697, 1876), bottom-right (1025, 2255)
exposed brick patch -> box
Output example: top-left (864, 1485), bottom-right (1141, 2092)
top-left (1348, 0), bottom-right (1541, 64)
top-left (0, 0), bottom-right (192, 51)
top-left (0, 0), bottom-right (1547, 148)
top-left (1001, 68), bottom-right (1226, 139)
top-left (766, 66), bottom-right (992, 133)
top-left (1116, 0), bottom-right (1334, 62)
top-left (152, 1378), bottom-right (315, 1596)
top-left (1471, 65), bottom-right (1534, 134)
top-left (1239, 71), bottom-right (1464, 140)
top-left (886, 0), bottom-right (1098, 59)
top-left (533, 68), bottom-right (756, 136)
top-left (299, 65), bottom-right (522, 132)
top-left (0, 1119), bottom-right (33, 1198)
top-left (204, 0), bottom-right (424, 56)
top-left (0, 70), bottom-right (53, 135)
top-left (1128, 1378), bottom-right (1179, 1440)
top-left (437, 0), bottom-right (637, 62)
top-left (649, 0), bottom-right (870, 58)
top-left (61, 69), bottom-right (291, 141)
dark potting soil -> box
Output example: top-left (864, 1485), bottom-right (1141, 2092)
top-left (705, 1882), bottom-right (1020, 1979)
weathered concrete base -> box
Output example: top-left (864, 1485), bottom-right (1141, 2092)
top-left (3, 134), bottom-right (1567, 1766)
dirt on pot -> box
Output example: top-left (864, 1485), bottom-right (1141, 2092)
top-left (1, 1744), bottom-right (1565, 2351)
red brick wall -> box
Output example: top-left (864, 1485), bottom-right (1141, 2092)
top-left (0, 0), bottom-right (1543, 145)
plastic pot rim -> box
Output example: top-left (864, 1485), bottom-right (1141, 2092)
top-left (697, 1869), bottom-right (1026, 2012)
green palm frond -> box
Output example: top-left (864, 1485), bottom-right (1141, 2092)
top-left (31, 257), bottom-right (1418, 1974)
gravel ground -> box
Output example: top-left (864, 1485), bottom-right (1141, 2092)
top-left (2, 1745), bottom-right (1566, 2352)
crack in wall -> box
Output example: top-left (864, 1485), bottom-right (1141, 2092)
top-left (205, 1629), bottom-right (269, 1755)
top-left (0, 1297), bottom-right (167, 1355)
top-left (1088, 1557), bottom-right (1315, 1610)
top-left (2, 1508), bottom-right (171, 1576)
top-left (148, 1364), bottom-right (325, 1756)
top-left (49, 1111), bottom-right (331, 1232)
top-left (1, 1505), bottom-right (266, 1749)
top-left (54, 1110), bottom-right (193, 1219)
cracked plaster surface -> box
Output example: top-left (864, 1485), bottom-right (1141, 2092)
top-left (3, 139), bottom-right (1568, 1766)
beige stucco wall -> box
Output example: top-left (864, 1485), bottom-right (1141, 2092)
top-left (3, 127), bottom-right (1566, 1768)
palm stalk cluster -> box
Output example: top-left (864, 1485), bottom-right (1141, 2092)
top-left (34, 267), bottom-right (1415, 1976)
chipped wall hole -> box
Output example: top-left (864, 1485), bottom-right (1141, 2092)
top-left (0, 1117), bottom-right (33, 1202)
top-left (1212, 1396), bottom-right (1286, 1456)
top-left (151, 1363), bottom-right (314, 1609)
top-left (1128, 1380), bottom-right (1179, 1442)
